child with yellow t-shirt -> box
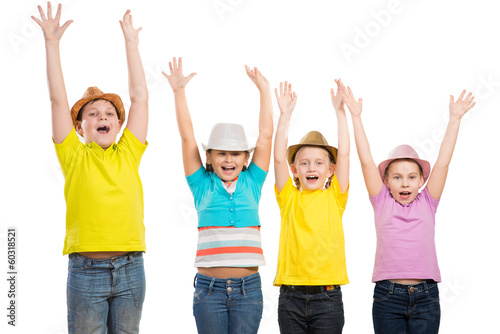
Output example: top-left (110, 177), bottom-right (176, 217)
top-left (273, 80), bottom-right (350, 333)
top-left (32, 3), bottom-right (148, 333)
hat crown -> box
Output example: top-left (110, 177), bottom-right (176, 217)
top-left (202, 123), bottom-right (254, 152)
top-left (82, 86), bottom-right (104, 99)
top-left (386, 144), bottom-right (420, 160)
top-left (298, 131), bottom-right (329, 146)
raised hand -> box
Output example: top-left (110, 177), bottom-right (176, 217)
top-left (340, 82), bottom-right (362, 117)
top-left (245, 66), bottom-right (270, 91)
top-left (330, 79), bottom-right (345, 112)
top-left (119, 9), bottom-right (142, 47)
top-left (449, 90), bottom-right (476, 120)
top-left (31, 2), bottom-right (72, 42)
top-left (162, 57), bottom-right (196, 92)
top-left (275, 81), bottom-right (297, 116)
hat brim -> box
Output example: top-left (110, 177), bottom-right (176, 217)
top-left (70, 93), bottom-right (125, 127)
top-left (378, 157), bottom-right (431, 183)
top-left (286, 144), bottom-right (337, 165)
top-left (202, 143), bottom-right (255, 153)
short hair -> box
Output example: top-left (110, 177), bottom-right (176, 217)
top-left (76, 98), bottom-right (120, 122)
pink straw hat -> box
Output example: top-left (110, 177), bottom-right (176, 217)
top-left (378, 145), bottom-right (431, 182)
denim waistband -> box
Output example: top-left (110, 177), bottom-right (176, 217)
top-left (194, 272), bottom-right (261, 296)
top-left (69, 251), bottom-right (143, 269)
top-left (376, 280), bottom-right (437, 294)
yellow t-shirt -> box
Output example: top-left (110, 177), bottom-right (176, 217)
top-left (274, 176), bottom-right (349, 286)
top-left (54, 128), bottom-right (148, 255)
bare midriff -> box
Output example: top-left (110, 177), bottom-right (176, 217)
top-left (390, 279), bottom-right (426, 285)
top-left (78, 251), bottom-right (129, 259)
top-left (198, 267), bottom-right (258, 279)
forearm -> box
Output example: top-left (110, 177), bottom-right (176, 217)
top-left (257, 89), bottom-right (273, 145)
top-left (126, 43), bottom-right (148, 104)
top-left (174, 89), bottom-right (196, 143)
top-left (435, 117), bottom-right (461, 168)
top-left (45, 41), bottom-right (70, 113)
top-left (335, 110), bottom-right (350, 190)
top-left (351, 115), bottom-right (375, 166)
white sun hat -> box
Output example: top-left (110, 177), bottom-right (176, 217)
top-left (202, 123), bottom-right (255, 152)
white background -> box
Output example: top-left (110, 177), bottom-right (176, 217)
top-left (1, 0), bottom-right (499, 333)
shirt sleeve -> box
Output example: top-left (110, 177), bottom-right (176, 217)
top-left (369, 183), bottom-right (388, 208)
top-left (246, 162), bottom-right (268, 200)
top-left (117, 128), bottom-right (148, 167)
top-left (186, 166), bottom-right (210, 206)
top-left (53, 128), bottom-right (81, 176)
top-left (330, 175), bottom-right (349, 214)
top-left (421, 187), bottom-right (440, 213)
top-left (275, 177), bottom-right (295, 208)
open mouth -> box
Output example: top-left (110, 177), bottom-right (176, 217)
top-left (97, 126), bottom-right (110, 134)
top-left (222, 166), bottom-right (236, 172)
top-left (306, 176), bottom-right (319, 181)
top-left (399, 191), bottom-right (411, 198)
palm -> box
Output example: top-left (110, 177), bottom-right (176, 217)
top-left (32, 3), bottom-right (72, 42)
top-left (162, 57), bottom-right (195, 92)
top-left (450, 90), bottom-right (475, 119)
top-left (275, 81), bottom-right (297, 115)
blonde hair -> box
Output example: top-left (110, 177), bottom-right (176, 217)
top-left (291, 146), bottom-right (335, 190)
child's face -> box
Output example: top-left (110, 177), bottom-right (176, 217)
top-left (290, 146), bottom-right (335, 191)
top-left (75, 100), bottom-right (122, 150)
top-left (206, 150), bottom-right (249, 181)
top-left (384, 160), bottom-right (424, 205)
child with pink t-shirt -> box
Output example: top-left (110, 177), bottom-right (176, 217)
top-left (341, 83), bottom-right (475, 334)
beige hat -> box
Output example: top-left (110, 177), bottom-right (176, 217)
top-left (70, 87), bottom-right (125, 127)
top-left (286, 131), bottom-right (337, 165)
top-left (202, 123), bottom-right (255, 152)
top-left (378, 145), bottom-right (431, 182)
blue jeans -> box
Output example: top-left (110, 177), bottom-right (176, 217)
top-left (278, 285), bottom-right (344, 334)
top-left (372, 280), bottom-right (440, 334)
top-left (193, 272), bottom-right (263, 334)
top-left (67, 252), bottom-right (146, 334)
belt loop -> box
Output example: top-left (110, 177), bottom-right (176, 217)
top-left (193, 274), bottom-right (198, 288)
top-left (128, 252), bottom-right (133, 261)
top-left (242, 277), bottom-right (246, 296)
top-left (389, 280), bottom-right (395, 294)
top-left (208, 278), bottom-right (215, 296)
top-left (423, 280), bottom-right (429, 291)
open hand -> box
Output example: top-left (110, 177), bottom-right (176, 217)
top-left (245, 66), bottom-right (269, 91)
top-left (31, 2), bottom-right (72, 42)
top-left (162, 57), bottom-right (196, 92)
top-left (331, 79), bottom-right (345, 111)
top-left (119, 10), bottom-right (142, 46)
top-left (449, 90), bottom-right (475, 120)
top-left (275, 81), bottom-right (297, 116)
top-left (340, 82), bottom-right (363, 117)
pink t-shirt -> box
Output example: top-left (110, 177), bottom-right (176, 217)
top-left (369, 185), bottom-right (441, 283)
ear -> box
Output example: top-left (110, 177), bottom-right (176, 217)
top-left (118, 118), bottom-right (123, 130)
top-left (75, 121), bottom-right (84, 136)
top-left (383, 175), bottom-right (390, 188)
top-left (328, 164), bottom-right (336, 177)
top-left (419, 175), bottom-right (425, 188)
top-left (290, 164), bottom-right (298, 178)
top-left (244, 152), bottom-right (250, 166)
top-left (206, 151), bottom-right (212, 164)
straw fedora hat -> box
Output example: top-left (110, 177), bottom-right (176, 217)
top-left (202, 123), bottom-right (255, 152)
top-left (378, 145), bottom-right (431, 182)
top-left (286, 131), bottom-right (337, 165)
top-left (70, 87), bottom-right (125, 127)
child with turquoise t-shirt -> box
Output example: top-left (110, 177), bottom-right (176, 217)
top-left (273, 80), bottom-right (350, 333)
top-left (32, 3), bottom-right (149, 333)
top-left (163, 58), bottom-right (273, 334)
top-left (341, 82), bottom-right (475, 333)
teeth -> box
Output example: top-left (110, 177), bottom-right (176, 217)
top-left (306, 176), bottom-right (319, 180)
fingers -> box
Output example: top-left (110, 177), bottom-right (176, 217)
top-left (54, 3), bottom-right (62, 23)
top-left (161, 71), bottom-right (169, 79)
top-left (61, 20), bottom-right (73, 32)
top-left (178, 57), bottom-right (183, 71)
top-left (168, 61), bottom-right (174, 74)
top-left (172, 57), bottom-right (178, 72)
top-left (31, 15), bottom-right (42, 26)
top-left (47, 2), bottom-right (53, 20)
top-left (37, 5), bottom-right (47, 21)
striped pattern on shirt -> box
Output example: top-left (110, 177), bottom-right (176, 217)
top-left (195, 226), bottom-right (265, 268)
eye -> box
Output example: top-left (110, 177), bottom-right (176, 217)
top-left (107, 112), bottom-right (115, 116)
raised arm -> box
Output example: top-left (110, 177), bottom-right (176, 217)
top-left (32, 2), bottom-right (73, 144)
top-left (426, 90), bottom-right (475, 199)
top-left (162, 57), bottom-right (201, 176)
top-left (341, 82), bottom-right (382, 196)
top-left (245, 66), bottom-right (273, 171)
top-left (274, 82), bottom-right (297, 193)
top-left (331, 79), bottom-right (349, 193)
top-left (119, 10), bottom-right (148, 144)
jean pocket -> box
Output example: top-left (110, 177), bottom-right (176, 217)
top-left (278, 287), bottom-right (293, 306)
top-left (373, 286), bottom-right (392, 302)
top-left (243, 288), bottom-right (264, 307)
top-left (320, 289), bottom-right (344, 310)
top-left (425, 286), bottom-right (440, 302)
top-left (193, 287), bottom-right (211, 305)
